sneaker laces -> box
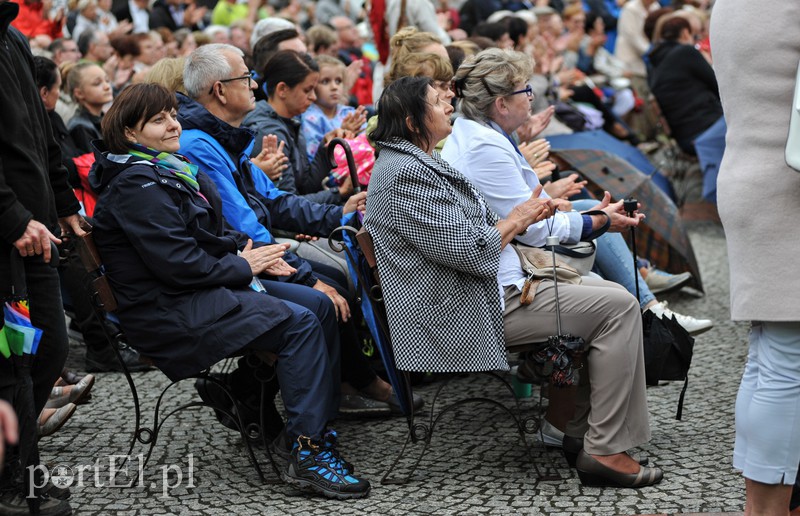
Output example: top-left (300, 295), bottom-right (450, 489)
top-left (320, 430), bottom-right (354, 475)
top-left (294, 435), bottom-right (355, 481)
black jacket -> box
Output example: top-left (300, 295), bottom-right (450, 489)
top-left (89, 145), bottom-right (293, 381)
top-left (0, 2), bottom-right (79, 248)
top-left (48, 110), bottom-right (82, 188)
top-left (648, 41), bottom-right (723, 147)
top-left (67, 108), bottom-right (103, 155)
top-left (148, 0), bottom-right (203, 31)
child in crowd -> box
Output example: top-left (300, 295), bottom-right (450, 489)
top-left (301, 55), bottom-right (367, 163)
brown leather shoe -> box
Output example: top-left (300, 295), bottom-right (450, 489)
top-left (575, 449), bottom-right (663, 488)
top-left (38, 404), bottom-right (77, 437)
top-left (46, 375), bottom-right (94, 409)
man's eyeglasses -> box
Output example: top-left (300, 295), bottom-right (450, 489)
top-left (509, 84), bottom-right (533, 99)
top-left (208, 72), bottom-right (254, 94)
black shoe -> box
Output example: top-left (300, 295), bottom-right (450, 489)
top-left (85, 339), bottom-right (153, 373)
top-left (284, 435), bottom-right (370, 499)
top-left (270, 429), bottom-right (356, 476)
top-left (0, 489), bottom-right (72, 516)
top-left (43, 483), bottom-right (71, 500)
top-left (387, 390), bottom-right (425, 415)
top-left (194, 374), bottom-right (284, 442)
top-left (575, 450), bottom-right (662, 488)
top-left (562, 435), bottom-right (649, 468)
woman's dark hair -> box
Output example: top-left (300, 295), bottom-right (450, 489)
top-left (660, 15), bottom-right (691, 42)
top-left (263, 50), bottom-right (319, 99)
top-left (466, 35), bottom-right (496, 50)
top-left (110, 34), bottom-right (141, 58)
top-left (584, 12), bottom-right (600, 34)
top-left (34, 56), bottom-right (60, 91)
top-left (102, 83), bottom-right (178, 154)
top-left (446, 45), bottom-right (466, 74)
top-left (502, 16), bottom-right (529, 49)
top-left (644, 7), bottom-right (673, 41)
top-left (372, 76), bottom-right (435, 150)
top-left (473, 21), bottom-right (508, 43)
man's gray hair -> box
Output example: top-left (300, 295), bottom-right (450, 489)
top-left (183, 43), bottom-right (243, 100)
top-left (250, 17), bottom-right (295, 51)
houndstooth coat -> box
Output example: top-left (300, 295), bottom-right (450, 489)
top-left (363, 138), bottom-right (509, 373)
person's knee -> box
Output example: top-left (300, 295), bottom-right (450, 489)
top-left (304, 287), bottom-right (337, 324)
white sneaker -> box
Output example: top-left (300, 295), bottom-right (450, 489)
top-left (644, 266), bottom-right (693, 295)
top-left (646, 301), bottom-right (713, 336)
top-left (539, 419), bottom-right (564, 447)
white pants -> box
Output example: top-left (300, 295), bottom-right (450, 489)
top-left (734, 321), bottom-right (800, 484)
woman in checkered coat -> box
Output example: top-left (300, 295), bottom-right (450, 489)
top-left (364, 75), bottom-right (663, 489)
top-left (364, 76), bottom-right (553, 374)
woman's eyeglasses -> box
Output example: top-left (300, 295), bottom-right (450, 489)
top-left (509, 84), bottom-right (533, 99)
top-left (208, 72), bottom-right (255, 94)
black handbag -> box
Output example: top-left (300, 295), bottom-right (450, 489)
top-left (553, 101), bottom-right (588, 132)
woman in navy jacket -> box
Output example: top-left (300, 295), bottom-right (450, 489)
top-left (89, 83), bottom-right (370, 499)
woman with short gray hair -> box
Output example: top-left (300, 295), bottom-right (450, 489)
top-left (443, 48), bottom-right (711, 335)
top-left (452, 47), bottom-right (533, 123)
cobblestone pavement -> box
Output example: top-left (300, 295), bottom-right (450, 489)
top-left (44, 219), bottom-right (749, 515)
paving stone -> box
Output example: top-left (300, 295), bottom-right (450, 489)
top-left (42, 219), bottom-right (752, 515)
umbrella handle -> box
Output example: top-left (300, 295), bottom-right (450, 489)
top-left (9, 242), bottom-right (60, 299)
top-left (326, 137), bottom-right (361, 194)
top-left (623, 199), bottom-right (640, 304)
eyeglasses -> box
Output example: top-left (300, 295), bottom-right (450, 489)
top-left (208, 72), bottom-right (254, 94)
top-left (509, 84), bottom-right (533, 99)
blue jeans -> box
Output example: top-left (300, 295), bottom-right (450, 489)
top-left (571, 199), bottom-right (655, 309)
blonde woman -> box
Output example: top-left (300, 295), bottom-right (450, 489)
top-left (66, 61), bottom-right (113, 153)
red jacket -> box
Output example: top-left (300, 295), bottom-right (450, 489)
top-left (10, 0), bottom-right (62, 39)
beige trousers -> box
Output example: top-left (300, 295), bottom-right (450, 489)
top-left (503, 277), bottom-right (651, 455)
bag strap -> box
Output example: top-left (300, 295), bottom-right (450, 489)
top-left (675, 376), bottom-right (688, 420)
top-left (546, 240), bottom-right (596, 259)
top-left (580, 209), bottom-right (611, 241)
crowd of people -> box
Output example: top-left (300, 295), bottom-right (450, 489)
top-left (6, 0), bottom-right (784, 513)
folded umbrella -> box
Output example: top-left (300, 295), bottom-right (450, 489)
top-left (327, 140), bottom-right (413, 417)
top-left (2, 244), bottom-right (58, 511)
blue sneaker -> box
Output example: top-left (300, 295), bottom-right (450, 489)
top-left (285, 435), bottom-right (370, 499)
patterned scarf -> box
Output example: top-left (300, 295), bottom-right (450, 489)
top-left (127, 143), bottom-right (201, 193)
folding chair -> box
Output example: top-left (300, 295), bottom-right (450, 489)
top-left (72, 231), bottom-right (282, 483)
top-left (330, 224), bottom-right (562, 486)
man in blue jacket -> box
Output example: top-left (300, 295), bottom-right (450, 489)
top-left (179, 44), bottom-right (401, 420)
